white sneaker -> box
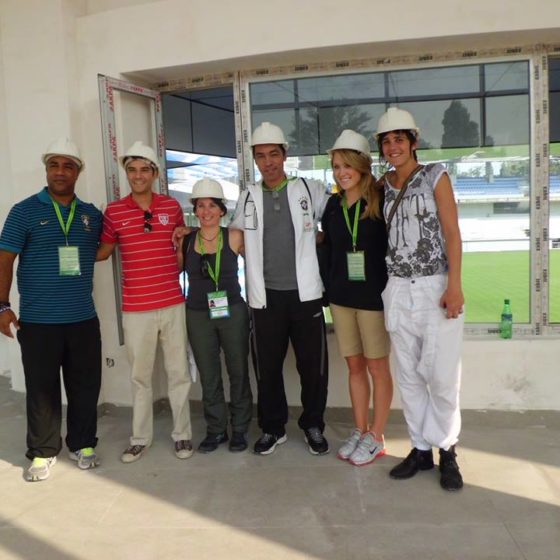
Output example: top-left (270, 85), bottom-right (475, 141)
top-left (26, 456), bottom-right (57, 482)
top-left (337, 428), bottom-right (362, 460)
top-left (349, 432), bottom-right (386, 466)
top-left (68, 447), bottom-right (99, 470)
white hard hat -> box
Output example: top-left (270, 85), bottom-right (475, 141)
top-left (190, 177), bottom-right (226, 203)
top-left (375, 107), bottom-right (420, 139)
top-left (42, 137), bottom-right (84, 169)
top-left (250, 122), bottom-right (289, 150)
top-left (327, 130), bottom-right (371, 159)
top-left (119, 141), bottom-right (160, 171)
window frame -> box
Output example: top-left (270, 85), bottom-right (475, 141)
top-left (153, 44), bottom-right (560, 338)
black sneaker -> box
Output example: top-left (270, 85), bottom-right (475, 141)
top-left (304, 427), bottom-right (329, 455)
top-left (253, 433), bottom-right (287, 455)
top-left (389, 448), bottom-right (434, 479)
top-left (229, 432), bottom-right (248, 452)
top-left (439, 446), bottom-right (463, 491)
top-left (198, 432), bottom-right (228, 453)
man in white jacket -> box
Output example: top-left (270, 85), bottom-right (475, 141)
top-left (230, 122), bottom-right (330, 456)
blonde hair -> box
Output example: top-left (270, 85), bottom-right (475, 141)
top-left (330, 149), bottom-right (382, 220)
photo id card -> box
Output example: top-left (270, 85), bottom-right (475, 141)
top-left (207, 290), bottom-right (230, 319)
top-left (346, 251), bottom-right (365, 281)
top-left (58, 246), bottom-right (81, 276)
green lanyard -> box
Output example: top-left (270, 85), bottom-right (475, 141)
top-left (263, 177), bottom-right (289, 192)
top-left (198, 229), bottom-right (223, 290)
top-left (342, 197), bottom-right (361, 252)
top-left (50, 197), bottom-right (77, 246)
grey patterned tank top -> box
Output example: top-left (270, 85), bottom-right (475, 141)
top-left (383, 163), bottom-right (449, 278)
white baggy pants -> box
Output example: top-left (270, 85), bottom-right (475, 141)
top-left (382, 274), bottom-right (463, 451)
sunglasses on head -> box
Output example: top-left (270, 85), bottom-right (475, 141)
top-left (143, 211), bottom-right (153, 233)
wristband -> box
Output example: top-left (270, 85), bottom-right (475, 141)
top-left (0, 304), bottom-right (11, 314)
top-left (0, 301), bottom-right (9, 306)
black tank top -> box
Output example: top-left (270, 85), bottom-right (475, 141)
top-left (183, 227), bottom-right (244, 311)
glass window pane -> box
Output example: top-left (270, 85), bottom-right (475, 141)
top-left (485, 95), bottom-right (529, 146)
top-left (247, 61), bottom-right (531, 326)
top-left (252, 107), bottom-right (320, 156)
top-left (396, 99), bottom-right (481, 149)
top-left (549, 58), bottom-right (560, 322)
top-left (297, 73), bottom-right (385, 103)
top-left (251, 80), bottom-right (295, 105)
top-left (484, 61), bottom-right (529, 92)
top-left (318, 104), bottom-right (384, 153)
top-left (550, 92), bottom-right (560, 143)
top-left (454, 146), bottom-right (531, 323)
top-left (548, 57), bottom-right (560, 90)
top-left (388, 66), bottom-right (479, 98)
top-left (252, 108), bottom-right (296, 142)
top-left (290, 107), bottom-right (319, 155)
top-left (550, 147), bottom-right (560, 322)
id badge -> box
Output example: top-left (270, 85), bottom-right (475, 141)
top-left (346, 251), bottom-right (365, 281)
top-left (244, 200), bottom-right (257, 230)
top-left (303, 217), bottom-right (314, 232)
top-left (207, 290), bottom-right (230, 319)
top-left (58, 246), bottom-right (81, 276)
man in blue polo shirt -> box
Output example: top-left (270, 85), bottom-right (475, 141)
top-left (0, 137), bottom-right (103, 482)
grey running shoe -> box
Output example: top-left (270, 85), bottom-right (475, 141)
top-left (349, 432), bottom-right (386, 466)
top-left (121, 444), bottom-right (146, 463)
top-left (26, 456), bottom-right (57, 482)
top-left (68, 447), bottom-right (99, 470)
top-left (337, 428), bottom-right (362, 461)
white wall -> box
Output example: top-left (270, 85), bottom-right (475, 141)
top-left (1, 0), bottom-right (560, 410)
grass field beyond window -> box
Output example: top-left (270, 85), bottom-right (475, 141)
top-left (463, 250), bottom-right (560, 323)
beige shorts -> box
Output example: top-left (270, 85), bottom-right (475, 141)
top-left (330, 303), bottom-right (390, 359)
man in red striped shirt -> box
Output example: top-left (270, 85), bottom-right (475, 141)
top-left (97, 141), bottom-right (193, 463)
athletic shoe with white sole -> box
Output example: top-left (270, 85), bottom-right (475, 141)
top-left (253, 433), bottom-right (287, 455)
top-left (121, 444), bottom-right (147, 463)
top-left (69, 447), bottom-right (99, 470)
top-left (349, 432), bottom-right (385, 466)
top-left (174, 440), bottom-right (194, 460)
top-left (26, 456), bottom-right (57, 482)
top-left (337, 428), bottom-right (362, 460)
top-left (304, 427), bottom-right (330, 455)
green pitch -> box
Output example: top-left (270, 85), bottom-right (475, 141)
top-left (463, 250), bottom-right (560, 323)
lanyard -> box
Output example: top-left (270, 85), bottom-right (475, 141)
top-left (198, 229), bottom-right (223, 291)
top-left (342, 197), bottom-right (361, 252)
top-left (50, 197), bottom-right (77, 246)
top-left (263, 177), bottom-right (289, 192)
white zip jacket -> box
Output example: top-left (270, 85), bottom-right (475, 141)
top-left (230, 177), bottom-right (329, 309)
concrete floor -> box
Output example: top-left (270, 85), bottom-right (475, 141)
top-left (0, 376), bottom-right (559, 560)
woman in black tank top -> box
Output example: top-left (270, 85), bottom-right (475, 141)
top-left (177, 178), bottom-right (252, 454)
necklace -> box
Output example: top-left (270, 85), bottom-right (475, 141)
top-left (198, 230), bottom-right (219, 242)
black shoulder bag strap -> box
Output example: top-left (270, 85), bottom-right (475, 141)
top-left (385, 164), bottom-right (424, 233)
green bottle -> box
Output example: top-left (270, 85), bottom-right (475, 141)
top-left (500, 299), bottom-right (513, 339)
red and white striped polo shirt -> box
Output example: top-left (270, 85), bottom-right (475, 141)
top-left (102, 192), bottom-right (185, 312)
